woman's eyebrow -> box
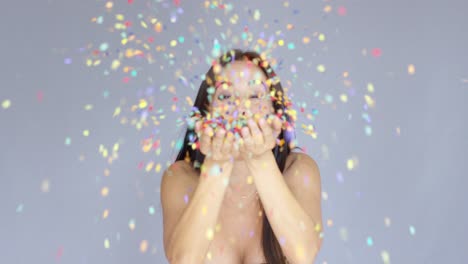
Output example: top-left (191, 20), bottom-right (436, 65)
top-left (215, 79), bottom-right (266, 87)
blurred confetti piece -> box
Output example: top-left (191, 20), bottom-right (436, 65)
top-left (102, 209), bottom-right (110, 219)
top-left (346, 156), bottom-right (359, 170)
top-left (339, 227), bottom-right (348, 241)
top-left (37, 91), bottom-right (43, 102)
top-left (381, 250), bottom-right (391, 264)
top-left (41, 179), bottom-right (50, 193)
top-left (129, 218), bottom-right (136, 231)
top-left (101, 187), bottom-right (109, 197)
top-left (206, 227), bottom-right (214, 240)
top-left (372, 48), bottom-right (382, 57)
top-left (337, 6), bottom-right (347, 16)
top-left (408, 64), bottom-right (416, 75)
top-left (140, 240), bottom-right (149, 253)
top-left (409, 225), bottom-right (416, 235)
top-left (104, 238), bottom-right (110, 249)
top-left (83, 130), bottom-right (90, 137)
top-left (65, 137), bottom-right (71, 146)
top-left (84, 104), bottom-right (93, 111)
top-left (318, 33), bottom-right (326, 42)
top-left (366, 236), bottom-right (374, 246)
top-left (148, 206), bottom-right (155, 215)
top-left (16, 203), bottom-right (24, 213)
top-left (367, 82), bottom-right (375, 93)
top-left (113, 107), bottom-right (121, 117)
top-left (364, 94), bottom-right (376, 108)
top-left (316, 64), bottom-right (326, 73)
top-left (2, 99), bottom-right (11, 109)
top-left (396, 126), bottom-right (401, 136)
top-left (64, 58), bottom-right (72, 64)
top-left (384, 217), bottom-right (391, 227)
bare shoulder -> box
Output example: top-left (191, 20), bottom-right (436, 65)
top-left (165, 160), bottom-right (199, 184)
top-left (284, 152), bottom-right (320, 181)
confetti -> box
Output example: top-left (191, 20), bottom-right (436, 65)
top-left (1, 99), bottom-right (11, 109)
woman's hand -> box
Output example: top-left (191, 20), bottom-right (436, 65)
top-left (238, 114), bottom-right (283, 160)
top-left (194, 119), bottom-right (240, 163)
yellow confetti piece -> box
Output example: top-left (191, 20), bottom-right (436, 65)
top-left (206, 251), bottom-right (212, 260)
top-left (2, 99), bottom-right (11, 109)
top-left (316, 64), bottom-right (326, 73)
top-left (323, 5), bottom-right (332, 13)
top-left (295, 244), bottom-right (305, 261)
top-left (278, 39), bottom-right (284, 46)
top-left (140, 21), bottom-right (148, 29)
top-left (101, 187), bottom-right (109, 197)
top-left (104, 238), bottom-right (110, 249)
top-left (170, 40), bottom-right (177, 47)
top-left (113, 107), bottom-right (121, 117)
top-left (340, 94), bottom-right (348, 102)
top-left (84, 104), bottom-right (93, 111)
top-left (214, 18), bottom-right (223, 26)
top-left (302, 37), bottom-right (310, 44)
top-left (364, 94), bottom-right (376, 108)
top-left (206, 227), bottom-right (214, 240)
top-left (83, 130), bottom-right (90, 137)
top-left (129, 219), bottom-right (136, 231)
top-left (102, 209), bottom-right (110, 219)
top-left (140, 240), bottom-right (148, 253)
top-left (314, 223), bottom-right (322, 232)
top-left (145, 161), bottom-right (154, 172)
top-left (105, 1), bottom-right (113, 9)
top-left (318, 33), bottom-right (326, 42)
top-left (408, 64), bottom-right (416, 75)
top-left (346, 156), bottom-right (359, 170)
top-left (115, 14), bottom-right (124, 21)
top-left (230, 14), bottom-right (239, 24)
top-left (367, 82), bottom-right (375, 93)
top-left (381, 250), bottom-right (391, 264)
top-left (111, 59), bottom-right (120, 70)
top-left (155, 163), bottom-right (161, 173)
top-left (253, 9), bottom-right (261, 21)
top-left (139, 99), bottom-right (148, 109)
top-left (246, 175), bottom-right (254, 185)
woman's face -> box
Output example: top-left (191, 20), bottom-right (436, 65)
top-left (208, 60), bottom-right (274, 121)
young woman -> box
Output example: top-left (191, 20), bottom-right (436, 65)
top-left (161, 49), bottom-right (323, 264)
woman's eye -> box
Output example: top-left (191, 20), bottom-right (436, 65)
top-left (250, 95), bottom-right (259, 99)
top-left (218, 95), bottom-right (231, 100)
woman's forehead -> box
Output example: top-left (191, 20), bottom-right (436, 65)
top-left (218, 61), bottom-right (266, 81)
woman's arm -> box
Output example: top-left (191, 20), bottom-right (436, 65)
top-left (167, 159), bottom-right (233, 264)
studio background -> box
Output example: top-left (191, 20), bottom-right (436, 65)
top-left (1, 0), bottom-right (467, 263)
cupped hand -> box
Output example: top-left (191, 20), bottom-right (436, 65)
top-left (194, 119), bottom-right (240, 163)
top-left (238, 113), bottom-right (283, 160)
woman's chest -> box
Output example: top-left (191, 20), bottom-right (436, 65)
top-left (203, 210), bottom-right (266, 264)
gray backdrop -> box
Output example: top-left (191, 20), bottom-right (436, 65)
top-left (1, 0), bottom-right (467, 263)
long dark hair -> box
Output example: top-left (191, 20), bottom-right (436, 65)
top-left (173, 48), bottom-right (301, 264)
